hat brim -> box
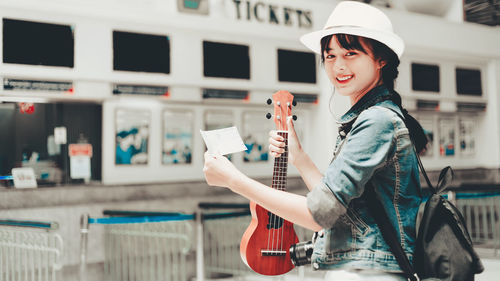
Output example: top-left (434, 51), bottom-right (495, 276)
top-left (300, 26), bottom-right (405, 59)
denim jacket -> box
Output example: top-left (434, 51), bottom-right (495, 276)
top-left (306, 85), bottom-right (422, 272)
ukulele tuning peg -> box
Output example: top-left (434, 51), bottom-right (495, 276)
top-left (266, 113), bottom-right (272, 119)
top-left (292, 115), bottom-right (298, 121)
top-left (292, 100), bottom-right (297, 107)
top-left (267, 98), bottom-right (272, 105)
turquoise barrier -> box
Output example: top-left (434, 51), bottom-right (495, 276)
top-left (420, 190), bottom-right (500, 202)
top-left (455, 191), bottom-right (500, 199)
top-left (0, 219), bottom-right (57, 229)
top-left (88, 214), bottom-right (195, 224)
top-left (87, 210), bottom-right (250, 225)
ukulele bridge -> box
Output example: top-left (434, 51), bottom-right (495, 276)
top-left (261, 250), bottom-right (287, 256)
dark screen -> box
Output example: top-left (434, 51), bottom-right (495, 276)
top-left (411, 63), bottom-right (440, 92)
top-left (278, 49), bottom-right (316, 83)
top-left (203, 41), bottom-right (250, 79)
top-left (3, 18), bottom-right (74, 67)
top-left (113, 31), bottom-right (170, 74)
top-left (456, 68), bottom-right (482, 96)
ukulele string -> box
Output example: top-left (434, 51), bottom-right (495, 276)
top-left (276, 106), bottom-right (289, 253)
top-left (270, 109), bottom-right (282, 253)
top-left (280, 131), bottom-right (288, 252)
top-left (267, 104), bottom-right (280, 252)
top-left (279, 111), bottom-right (289, 253)
top-left (271, 105), bottom-right (286, 253)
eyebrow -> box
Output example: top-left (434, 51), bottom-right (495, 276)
top-left (324, 47), bottom-right (356, 52)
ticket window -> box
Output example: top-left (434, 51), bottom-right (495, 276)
top-left (115, 109), bottom-right (150, 166)
top-left (416, 114), bottom-right (477, 159)
top-left (0, 102), bottom-right (102, 187)
top-left (242, 111), bottom-right (274, 163)
top-left (162, 109), bottom-right (194, 165)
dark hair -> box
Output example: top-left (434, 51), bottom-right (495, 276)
top-left (320, 34), bottom-right (428, 154)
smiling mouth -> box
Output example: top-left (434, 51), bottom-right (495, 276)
top-left (336, 75), bottom-right (353, 83)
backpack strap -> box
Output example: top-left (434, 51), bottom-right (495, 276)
top-left (365, 184), bottom-right (419, 281)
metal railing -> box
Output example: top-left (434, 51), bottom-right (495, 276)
top-left (80, 211), bottom-right (194, 281)
top-left (198, 203), bottom-right (253, 278)
top-left (0, 219), bottom-right (63, 281)
top-left (454, 192), bottom-right (500, 255)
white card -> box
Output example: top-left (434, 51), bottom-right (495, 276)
top-left (200, 126), bottom-right (247, 155)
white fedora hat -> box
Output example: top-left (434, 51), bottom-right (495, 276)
top-left (300, 1), bottom-right (404, 58)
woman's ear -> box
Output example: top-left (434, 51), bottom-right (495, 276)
top-left (377, 59), bottom-right (387, 69)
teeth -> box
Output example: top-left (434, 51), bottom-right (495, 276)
top-left (337, 75), bottom-right (353, 81)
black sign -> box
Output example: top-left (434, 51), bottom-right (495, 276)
top-left (293, 93), bottom-right (318, 104)
top-left (3, 78), bottom-right (73, 92)
top-left (113, 84), bottom-right (169, 96)
top-left (464, 0), bottom-right (499, 26)
top-left (202, 88), bottom-right (249, 100)
top-left (457, 102), bottom-right (487, 112)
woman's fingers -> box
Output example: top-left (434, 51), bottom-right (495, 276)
top-left (203, 151), bottom-right (232, 187)
top-left (269, 130), bottom-right (284, 141)
top-left (268, 130), bottom-right (286, 157)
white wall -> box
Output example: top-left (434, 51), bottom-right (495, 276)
top-left (1, 0), bottom-right (499, 183)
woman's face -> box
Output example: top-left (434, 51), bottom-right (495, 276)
top-left (323, 36), bottom-right (384, 104)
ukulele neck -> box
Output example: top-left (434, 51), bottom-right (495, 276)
top-left (272, 131), bottom-right (288, 191)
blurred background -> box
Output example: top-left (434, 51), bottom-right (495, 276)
top-left (0, 0), bottom-right (499, 280)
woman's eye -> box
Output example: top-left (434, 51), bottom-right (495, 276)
top-left (346, 52), bottom-right (357, 56)
top-left (326, 54), bottom-right (335, 59)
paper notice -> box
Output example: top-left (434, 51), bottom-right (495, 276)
top-left (200, 126), bottom-right (247, 155)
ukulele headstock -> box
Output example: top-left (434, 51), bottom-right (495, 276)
top-left (270, 91), bottom-right (295, 131)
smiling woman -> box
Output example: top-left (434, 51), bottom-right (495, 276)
top-left (203, 1), bottom-right (427, 280)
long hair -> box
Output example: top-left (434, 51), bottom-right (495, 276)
top-left (320, 34), bottom-right (428, 154)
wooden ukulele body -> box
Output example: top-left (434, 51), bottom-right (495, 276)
top-left (240, 202), bottom-right (299, 275)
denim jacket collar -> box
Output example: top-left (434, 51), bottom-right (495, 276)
top-left (337, 85), bottom-right (393, 125)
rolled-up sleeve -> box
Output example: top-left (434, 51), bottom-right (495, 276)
top-left (307, 107), bottom-right (396, 229)
top-left (307, 181), bottom-right (347, 229)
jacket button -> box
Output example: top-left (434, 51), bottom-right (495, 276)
top-left (313, 262), bottom-right (319, 270)
top-left (339, 131), bottom-right (346, 137)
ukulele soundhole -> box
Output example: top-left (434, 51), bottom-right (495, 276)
top-left (266, 211), bottom-right (283, 229)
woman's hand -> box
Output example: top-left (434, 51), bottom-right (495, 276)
top-left (203, 152), bottom-right (243, 188)
top-left (268, 117), bottom-right (303, 165)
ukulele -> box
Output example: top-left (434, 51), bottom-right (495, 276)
top-left (240, 90), bottom-right (299, 276)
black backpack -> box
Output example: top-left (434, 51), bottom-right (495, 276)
top-left (366, 166), bottom-right (484, 281)
top-left (364, 107), bottom-right (485, 281)
top-left (414, 167), bottom-right (484, 280)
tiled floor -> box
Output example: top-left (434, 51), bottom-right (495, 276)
top-left (206, 248), bottom-right (500, 281)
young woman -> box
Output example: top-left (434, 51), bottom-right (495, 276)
top-left (203, 2), bottom-right (426, 280)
